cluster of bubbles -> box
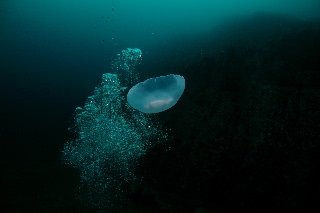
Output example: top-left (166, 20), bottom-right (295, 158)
top-left (62, 48), bottom-right (167, 211)
top-left (111, 48), bottom-right (142, 85)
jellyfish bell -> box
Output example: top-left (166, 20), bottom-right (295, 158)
top-left (127, 74), bottom-right (185, 113)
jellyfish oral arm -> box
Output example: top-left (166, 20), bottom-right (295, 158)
top-left (144, 98), bottom-right (173, 110)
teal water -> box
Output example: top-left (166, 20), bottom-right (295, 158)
top-left (1, 0), bottom-right (320, 212)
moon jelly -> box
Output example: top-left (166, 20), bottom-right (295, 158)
top-left (127, 74), bottom-right (185, 113)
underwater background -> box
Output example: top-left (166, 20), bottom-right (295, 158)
top-left (1, 0), bottom-right (320, 212)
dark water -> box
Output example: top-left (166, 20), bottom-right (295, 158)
top-left (1, 0), bottom-right (320, 212)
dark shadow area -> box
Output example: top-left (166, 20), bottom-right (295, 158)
top-left (134, 13), bottom-right (320, 212)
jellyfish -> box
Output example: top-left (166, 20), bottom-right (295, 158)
top-left (127, 74), bottom-right (185, 113)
